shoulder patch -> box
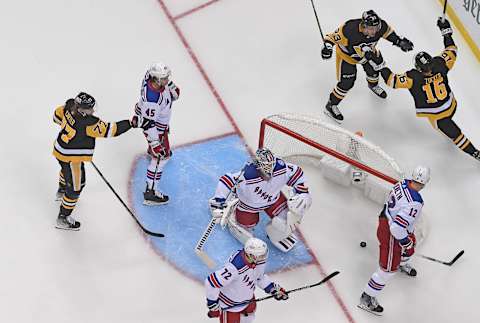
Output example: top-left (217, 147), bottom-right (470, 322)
top-left (230, 251), bottom-right (247, 270)
top-left (243, 163), bottom-right (261, 180)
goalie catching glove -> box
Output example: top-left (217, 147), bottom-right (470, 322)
top-left (286, 193), bottom-right (312, 229)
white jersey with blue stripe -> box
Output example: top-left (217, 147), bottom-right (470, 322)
top-left (135, 74), bottom-right (175, 142)
top-left (384, 179), bottom-right (424, 240)
top-left (213, 159), bottom-right (309, 211)
top-left (205, 250), bottom-right (272, 312)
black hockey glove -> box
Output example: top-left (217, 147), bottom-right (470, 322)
top-left (368, 51), bottom-right (386, 71)
top-left (321, 42), bottom-right (333, 60)
top-left (130, 115), bottom-right (155, 130)
top-left (394, 37), bottom-right (414, 52)
top-left (437, 17), bottom-right (452, 36)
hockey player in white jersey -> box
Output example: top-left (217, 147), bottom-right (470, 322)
top-left (209, 148), bottom-right (312, 252)
top-left (134, 62), bottom-right (180, 205)
top-left (358, 165), bottom-right (430, 315)
top-left (205, 238), bottom-right (288, 322)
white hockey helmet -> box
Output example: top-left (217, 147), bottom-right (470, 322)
top-left (253, 147), bottom-right (276, 179)
top-left (244, 238), bottom-right (268, 264)
top-left (147, 62), bottom-right (171, 81)
top-left (411, 165), bottom-right (430, 185)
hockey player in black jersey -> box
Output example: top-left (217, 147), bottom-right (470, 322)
top-left (367, 17), bottom-right (480, 161)
top-left (321, 10), bottom-right (413, 123)
top-left (53, 92), bottom-right (154, 230)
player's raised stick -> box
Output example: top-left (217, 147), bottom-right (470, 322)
top-left (442, 0), bottom-right (448, 21)
top-left (417, 250), bottom-right (464, 266)
top-left (222, 271), bottom-right (340, 311)
top-left (91, 161), bottom-right (165, 238)
top-left (309, 0), bottom-right (326, 46)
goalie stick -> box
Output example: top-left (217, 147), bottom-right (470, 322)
top-left (417, 250), bottom-right (464, 266)
top-left (194, 169), bottom-right (245, 268)
top-left (91, 161), bottom-right (165, 238)
top-left (221, 271), bottom-right (340, 311)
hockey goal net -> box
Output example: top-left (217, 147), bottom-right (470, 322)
top-left (259, 113), bottom-right (427, 244)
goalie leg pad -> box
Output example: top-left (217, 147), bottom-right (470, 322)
top-left (265, 217), bottom-right (298, 252)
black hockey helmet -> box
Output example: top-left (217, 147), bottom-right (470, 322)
top-left (74, 92), bottom-right (96, 110)
top-left (414, 51), bottom-right (433, 73)
top-left (361, 10), bottom-right (381, 28)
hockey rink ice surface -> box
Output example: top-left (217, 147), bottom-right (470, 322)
top-left (1, 0), bottom-right (479, 322)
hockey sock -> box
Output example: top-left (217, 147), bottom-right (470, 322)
top-left (364, 268), bottom-right (395, 298)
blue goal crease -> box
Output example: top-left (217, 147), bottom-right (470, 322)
top-left (130, 134), bottom-right (313, 282)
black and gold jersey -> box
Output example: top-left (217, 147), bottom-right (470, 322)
top-left (53, 104), bottom-right (132, 162)
top-left (381, 44), bottom-right (458, 121)
top-left (325, 18), bottom-right (396, 65)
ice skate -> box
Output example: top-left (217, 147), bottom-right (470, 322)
top-left (143, 188), bottom-right (169, 206)
top-left (55, 215), bottom-right (81, 231)
top-left (400, 263), bottom-right (417, 277)
top-left (324, 100), bottom-right (344, 124)
top-left (368, 83), bottom-right (387, 98)
top-left (357, 292), bottom-right (384, 316)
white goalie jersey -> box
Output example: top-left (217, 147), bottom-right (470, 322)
top-left (213, 159), bottom-right (310, 212)
top-left (205, 250), bottom-right (273, 312)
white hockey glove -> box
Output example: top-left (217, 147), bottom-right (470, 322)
top-left (149, 140), bottom-right (169, 159)
top-left (167, 81), bottom-right (180, 100)
top-left (287, 193), bottom-right (312, 216)
top-left (206, 299), bottom-right (220, 318)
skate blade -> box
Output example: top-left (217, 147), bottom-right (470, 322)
top-left (143, 200), bottom-right (169, 206)
top-left (55, 225), bottom-right (80, 231)
top-left (324, 110), bottom-right (343, 124)
top-left (357, 304), bottom-right (383, 316)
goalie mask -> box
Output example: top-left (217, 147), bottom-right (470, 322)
top-left (253, 148), bottom-right (276, 179)
top-left (244, 238), bottom-right (268, 264)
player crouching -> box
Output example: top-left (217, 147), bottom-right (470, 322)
top-left (205, 238), bottom-right (288, 322)
top-left (209, 148), bottom-right (312, 253)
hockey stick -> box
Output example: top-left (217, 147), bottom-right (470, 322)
top-left (222, 271), bottom-right (340, 311)
top-left (309, 0), bottom-right (325, 45)
top-left (91, 161), bottom-right (165, 238)
top-left (417, 250), bottom-right (464, 266)
top-left (442, 0), bottom-right (448, 21)
top-left (194, 170), bottom-right (245, 268)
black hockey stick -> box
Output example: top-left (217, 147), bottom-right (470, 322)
top-left (91, 161), bottom-right (165, 238)
top-left (442, 0), bottom-right (448, 21)
top-left (417, 250), bottom-right (464, 266)
top-left (221, 271), bottom-right (340, 311)
top-left (309, 0), bottom-right (325, 45)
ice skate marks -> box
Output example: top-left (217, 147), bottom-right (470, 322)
top-left (130, 134), bottom-right (313, 281)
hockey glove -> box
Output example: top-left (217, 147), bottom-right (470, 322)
top-left (437, 17), bottom-right (452, 36)
top-left (268, 283), bottom-right (289, 301)
top-left (399, 235), bottom-right (415, 258)
top-left (394, 37), bottom-right (414, 52)
top-left (167, 81), bottom-right (180, 101)
top-left (206, 299), bottom-right (220, 318)
top-left (321, 42), bottom-right (333, 60)
top-left (209, 197), bottom-right (227, 224)
top-left (130, 115), bottom-right (155, 130)
top-left (149, 140), bottom-right (168, 159)
top-left (368, 51), bottom-right (386, 71)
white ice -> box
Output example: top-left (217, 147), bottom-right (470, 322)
top-left (1, 0), bottom-right (478, 322)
